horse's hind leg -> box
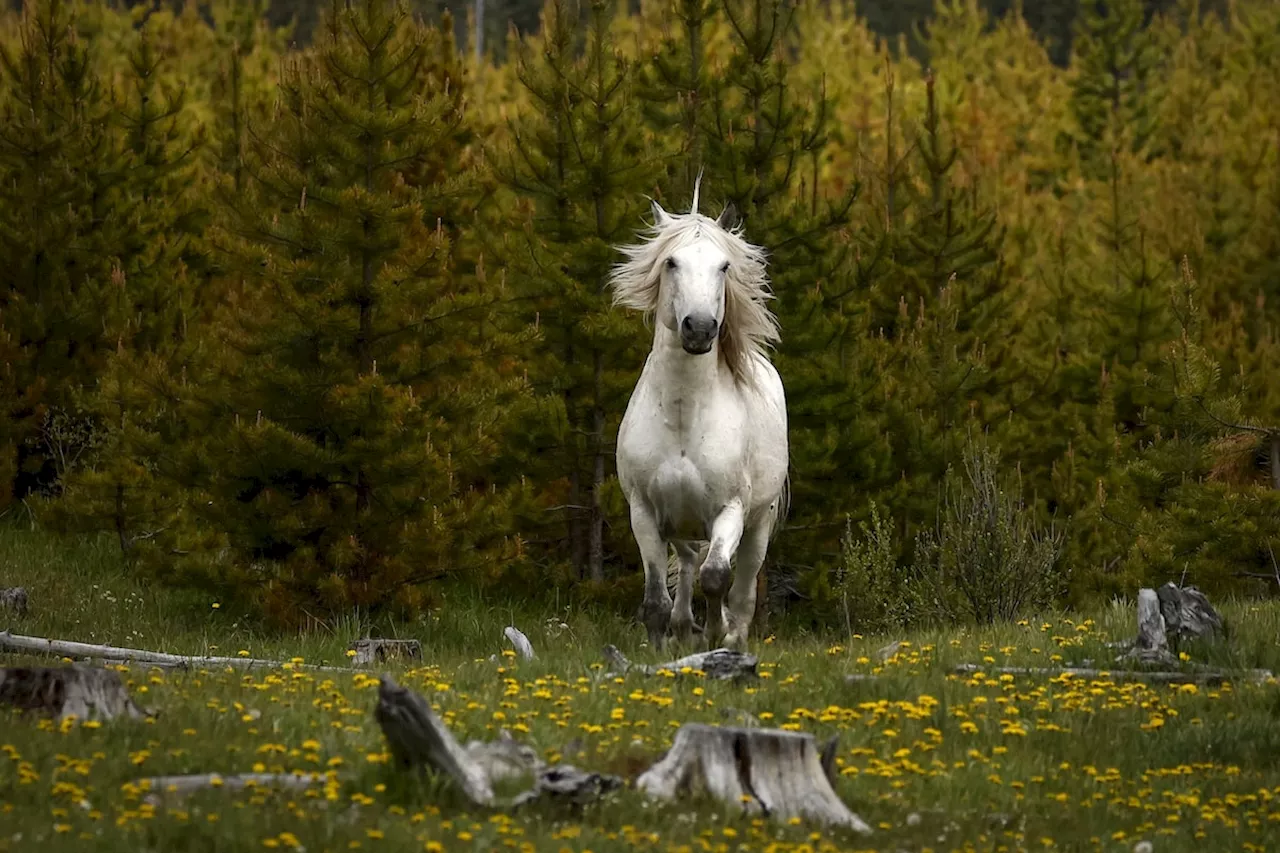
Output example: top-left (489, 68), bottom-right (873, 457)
top-left (670, 541), bottom-right (702, 643)
top-left (724, 515), bottom-right (772, 651)
top-left (629, 501), bottom-right (674, 649)
top-left (700, 499), bottom-right (745, 649)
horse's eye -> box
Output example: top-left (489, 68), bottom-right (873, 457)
top-left (720, 262), bottom-right (730, 274)
top-left (665, 257), bottom-right (677, 270)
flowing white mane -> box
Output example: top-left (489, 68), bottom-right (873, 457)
top-left (609, 203), bottom-right (780, 385)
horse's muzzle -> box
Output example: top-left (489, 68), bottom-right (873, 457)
top-left (680, 315), bottom-right (718, 355)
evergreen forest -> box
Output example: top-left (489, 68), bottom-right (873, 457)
top-left (3, 0), bottom-right (1280, 636)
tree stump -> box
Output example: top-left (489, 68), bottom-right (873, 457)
top-left (1118, 588), bottom-right (1177, 667)
top-left (349, 639), bottom-right (422, 667)
top-left (374, 674), bottom-right (494, 805)
top-left (0, 665), bottom-right (150, 722)
top-left (635, 723), bottom-right (871, 833)
top-left (0, 587), bottom-right (28, 617)
top-left (1156, 582), bottom-right (1223, 645)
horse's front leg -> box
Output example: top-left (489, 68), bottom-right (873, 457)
top-left (629, 500), bottom-right (674, 649)
top-left (723, 514), bottom-right (773, 651)
top-left (670, 540), bottom-right (701, 644)
top-left (700, 499), bottom-right (744, 649)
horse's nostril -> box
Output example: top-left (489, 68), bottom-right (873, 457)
top-left (681, 316), bottom-right (694, 333)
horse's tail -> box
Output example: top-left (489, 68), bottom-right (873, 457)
top-left (665, 542), bottom-right (711, 594)
top-left (771, 472), bottom-right (791, 538)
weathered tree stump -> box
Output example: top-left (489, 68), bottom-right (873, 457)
top-left (349, 638), bottom-right (423, 667)
top-left (635, 723), bottom-right (871, 833)
top-left (374, 674), bottom-right (495, 805)
top-left (602, 645), bottom-right (758, 680)
top-left (511, 764), bottom-right (623, 808)
top-left (0, 587), bottom-right (28, 617)
top-left (1156, 582), bottom-right (1223, 645)
top-left (0, 665), bottom-right (150, 722)
top-left (1117, 588), bottom-right (1177, 667)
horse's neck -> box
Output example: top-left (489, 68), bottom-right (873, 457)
top-left (648, 325), bottom-right (729, 407)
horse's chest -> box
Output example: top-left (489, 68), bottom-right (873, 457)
top-left (634, 397), bottom-right (747, 536)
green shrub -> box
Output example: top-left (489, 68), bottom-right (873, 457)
top-left (834, 501), bottom-right (922, 634)
top-left (913, 440), bottom-right (1067, 625)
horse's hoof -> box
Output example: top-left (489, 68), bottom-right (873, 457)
top-left (700, 557), bottom-right (730, 599)
top-left (639, 598), bottom-right (672, 647)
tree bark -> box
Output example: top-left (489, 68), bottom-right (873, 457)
top-left (1270, 436), bottom-right (1280, 490)
top-left (589, 351), bottom-right (605, 583)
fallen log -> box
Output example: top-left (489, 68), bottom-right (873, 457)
top-left (511, 764), bottom-right (622, 807)
top-left (602, 645), bottom-right (758, 680)
top-left (0, 631), bottom-right (350, 672)
top-left (348, 638), bottom-right (422, 667)
top-left (135, 772), bottom-right (321, 805)
top-left (636, 723), bottom-right (871, 833)
top-left (1, 587), bottom-right (28, 617)
top-left (0, 664), bottom-right (151, 721)
top-left (952, 663), bottom-right (1274, 685)
top-left (504, 626), bottom-right (534, 661)
top-left (374, 674), bottom-right (495, 806)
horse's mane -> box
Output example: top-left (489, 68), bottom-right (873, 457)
top-left (609, 195), bottom-right (780, 386)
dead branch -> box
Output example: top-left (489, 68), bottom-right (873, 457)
top-left (635, 723), bottom-right (871, 832)
top-left (504, 626), bottom-right (534, 660)
top-left (602, 645), bottom-right (758, 680)
top-left (0, 665), bottom-right (152, 721)
top-left (0, 631), bottom-right (350, 672)
top-left (135, 772), bottom-right (321, 805)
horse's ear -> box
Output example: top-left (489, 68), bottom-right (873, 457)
top-left (716, 202), bottom-right (739, 231)
top-left (650, 199), bottom-right (671, 226)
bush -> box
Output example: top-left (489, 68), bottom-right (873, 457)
top-left (913, 440), bottom-right (1067, 625)
top-left (835, 501), bottom-right (921, 634)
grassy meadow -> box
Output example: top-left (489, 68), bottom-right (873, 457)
top-left (2, 526), bottom-right (1280, 853)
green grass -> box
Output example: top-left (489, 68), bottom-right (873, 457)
top-left (3, 527), bottom-right (1280, 852)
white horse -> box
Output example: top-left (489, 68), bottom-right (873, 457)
top-left (608, 183), bottom-right (789, 652)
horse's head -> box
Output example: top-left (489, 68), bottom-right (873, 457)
top-left (649, 200), bottom-right (738, 356)
top-left (610, 183), bottom-right (777, 384)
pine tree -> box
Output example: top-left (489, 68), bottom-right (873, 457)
top-left (1067, 0), bottom-right (1164, 177)
top-left (36, 15), bottom-right (211, 555)
top-left (0, 0), bottom-right (133, 505)
top-left (143, 0), bottom-right (523, 624)
top-left (488, 0), bottom-right (656, 585)
top-left (1109, 258), bottom-right (1280, 594)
